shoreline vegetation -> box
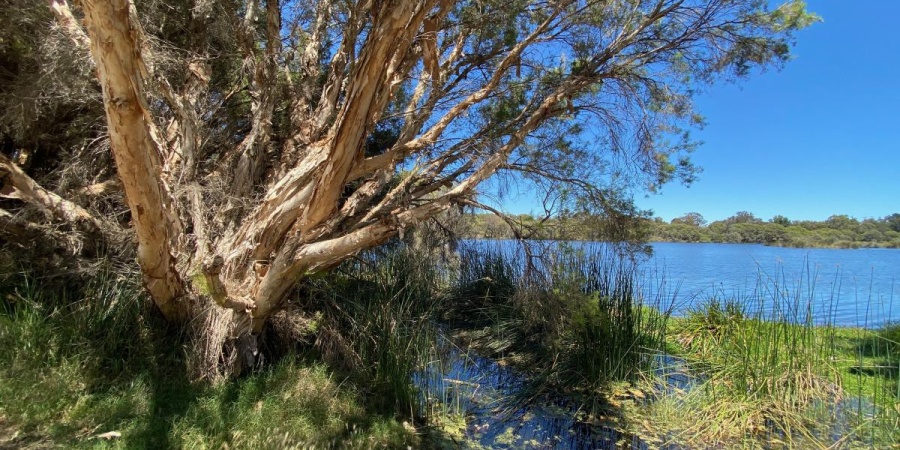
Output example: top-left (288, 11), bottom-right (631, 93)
top-left (436, 242), bottom-right (899, 448)
top-left (2, 240), bottom-right (897, 449)
top-left (460, 211), bottom-right (900, 249)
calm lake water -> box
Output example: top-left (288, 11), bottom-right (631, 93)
top-left (644, 242), bottom-right (899, 327)
top-left (466, 240), bottom-right (900, 327)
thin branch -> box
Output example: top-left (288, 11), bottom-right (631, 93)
top-left (0, 153), bottom-right (101, 234)
top-left (47, 0), bottom-right (92, 54)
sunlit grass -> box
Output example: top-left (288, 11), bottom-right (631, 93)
top-left (440, 245), bottom-right (898, 448)
top-left (2, 243), bottom-right (896, 449)
top-left (0, 268), bottom-right (419, 449)
top-left (636, 283), bottom-right (900, 448)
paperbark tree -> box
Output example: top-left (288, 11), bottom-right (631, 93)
top-left (0, 0), bottom-right (815, 377)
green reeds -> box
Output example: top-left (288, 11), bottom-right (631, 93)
top-left (443, 242), bottom-right (671, 402)
top-left (659, 266), bottom-right (899, 447)
top-left (303, 245), bottom-right (442, 420)
top-left (546, 247), bottom-right (670, 393)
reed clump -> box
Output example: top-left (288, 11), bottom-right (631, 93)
top-left (301, 245), bottom-right (443, 421)
top-left (639, 272), bottom-right (899, 448)
top-left (443, 243), bottom-right (670, 406)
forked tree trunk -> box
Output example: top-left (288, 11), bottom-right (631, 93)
top-left (44, 0), bottom-right (805, 378)
top-left (74, 0), bottom-right (572, 378)
top-left (76, 0), bottom-right (436, 377)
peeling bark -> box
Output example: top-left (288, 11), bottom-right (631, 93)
top-left (79, 0), bottom-right (186, 321)
top-left (48, 0), bottom-right (91, 53)
top-left (35, 0), bottom-right (802, 378)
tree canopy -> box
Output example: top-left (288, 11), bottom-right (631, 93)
top-left (0, 0), bottom-right (816, 376)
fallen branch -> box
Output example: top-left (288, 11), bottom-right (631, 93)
top-left (0, 153), bottom-right (102, 234)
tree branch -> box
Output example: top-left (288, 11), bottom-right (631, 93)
top-left (47, 0), bottom-right (91, 54)
top-left (0, 207), bottom-right (72, 250)
top-left (232, 0), bottom-right (282, 197)
top-left (0, 153), bottom-right (101, 234)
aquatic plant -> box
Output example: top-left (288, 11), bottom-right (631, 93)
top-left (646, 267), bottom-right (900, 448)
top-left (301, 245), bottom-right (443, 420)
top-left (443, 242), bottom-right (672, 409)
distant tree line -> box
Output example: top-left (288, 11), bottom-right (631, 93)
top-left (459, 212), bottom-right (647, 240)
top-left (648, 211), bottom-right (900, 248)
top-left (460, 211), bottom-right (900, 249)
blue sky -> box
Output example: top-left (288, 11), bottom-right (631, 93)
top-left (496, 1), bottom-right (900, 223)
top-left (637, 1), bottom-right (900, 223)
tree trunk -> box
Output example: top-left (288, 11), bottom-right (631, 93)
top-left (79, 0), bottom-right (186, 321)
top-left (42, 0), bottom-right (811, 380)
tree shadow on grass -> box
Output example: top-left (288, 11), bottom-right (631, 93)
top-left (83, 315), bottom-right (201, 450)
top-left (122, 366), bottom-right (199, 449)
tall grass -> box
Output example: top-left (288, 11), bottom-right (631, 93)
top-left (301, 245), bottom-right (442, 421)
top-left (654, 267), bottom-right (900, 447)
top-left (443, 242), bottom-right (671, 403)
top-left (0, 261), bottom-right (420, 448)
top-left (4, 240), bottom-right (896, 448)
top-left (437, 245), bottom-right (897, 447)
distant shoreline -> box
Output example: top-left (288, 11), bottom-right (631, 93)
top-left (459, 236), bottom-right (900, 250)
top-left (646, 239), bottom-right (900, 249)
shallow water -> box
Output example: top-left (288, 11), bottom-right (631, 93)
top-left (424, 241), bottom-right (898, 448)
top-left (417, 334), bottom-right (699, 449)
top-left (417, 334), bottom-right (882, 449)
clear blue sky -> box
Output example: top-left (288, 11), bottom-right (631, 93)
top-left (496, 1), bottom-right (900, 223)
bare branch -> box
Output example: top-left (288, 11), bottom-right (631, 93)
top-left (232, 0), bottom-right (282, 197)
top-left (0, 153), bottom-right (101, 233)
top-left (77, 178), bottom-right (121, 197)
top-left (0, 207), bottom-right (71, 249)
top-left (47, 0), bottom-right (91, 54)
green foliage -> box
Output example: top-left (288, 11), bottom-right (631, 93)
top-left (3, 239), bottom-right (897, 448)
top-left (652, 272), bottom-right (899, 448)
top-left (647, 211), bottom-right (900, 248)
top-left (459, 211), bottom-right (653, 251)
top-left (771, 215), bottom-right (792, 226)
top-left (671, 212), bottom-right (706, 227)
top-left (459, 209), bottom-right (900, 250)
top-left (301, 246), bottom-right (442, 420)
top-left (443, 243), bottom-right (670, 402)
top-left (886, 214), bottom-right (900, 233)
top-left (878, 322), bottom-right (900, 358)
top-left (445, 247), bottom-right (518, 323)
top-left (0, 268), bottom-right (419, 449)
top-left (679, 298), bottom-right (746, 346)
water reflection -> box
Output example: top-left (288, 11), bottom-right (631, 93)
top-left (416, 333), bottom-right (690, 449)
top-left (416, 331), bottom-right (884, 449)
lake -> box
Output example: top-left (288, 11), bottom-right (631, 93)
top-left (434, 240), bottom-right (898, 448)
top-left (644, 242), bottom-right (899, 327)
top-left (465, 240), bottom-right (900, 327)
